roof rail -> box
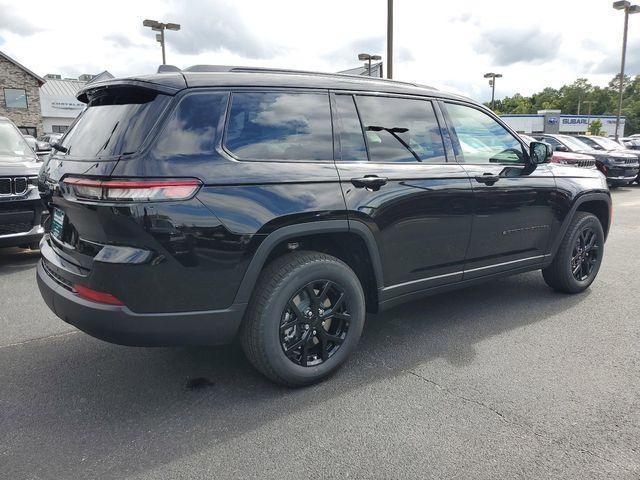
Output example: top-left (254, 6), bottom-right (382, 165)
top-left (181, 64), bottom-right (435, 90)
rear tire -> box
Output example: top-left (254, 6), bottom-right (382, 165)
top-left (240, 250), bottom-right (365, 387)
top-left (542, 212), bottom-right (604, 293)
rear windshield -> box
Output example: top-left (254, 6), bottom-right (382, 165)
top-left (0, 122), bottom-right (36, 160)
top-left (59, 87), bottom-right (170, 159)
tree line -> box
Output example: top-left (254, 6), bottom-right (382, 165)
top-left (486, 74), bottom-right (640, 135)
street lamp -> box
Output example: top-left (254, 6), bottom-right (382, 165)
top-left (612, 1), bottom-right (639, 140)
top-left (358, 53), bottom-right (382, 77)
top-left (484, 72), bottom-right (503, 110)
top-left (387, 0), bottom-right (393, 79)
top-left (143, 19), bottom-right (181, 65)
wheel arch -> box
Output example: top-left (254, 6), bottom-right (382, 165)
top-left (550, 192), bottom-right (611, 258)
top-left (232, 220), bottom-right (384, 312)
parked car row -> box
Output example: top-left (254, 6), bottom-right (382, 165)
top-left (533, 134), bottom-right (640, 187)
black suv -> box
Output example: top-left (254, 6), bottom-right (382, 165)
top-left (37, 67), bottom-right (611, 386)
top-left (0, 117), bottom-right (44, 249)
top-left (535, 133), bottom-right (639, 187)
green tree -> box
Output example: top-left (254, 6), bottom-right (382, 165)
top-left (490, 74), bottom-right (640, 135)
top-left (588, 119), bottom-right (604, 136)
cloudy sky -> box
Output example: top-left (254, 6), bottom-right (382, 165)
top-left (0, 0), bottom-right (638, 102)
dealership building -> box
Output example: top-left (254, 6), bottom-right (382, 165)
top-left (40, 71), bottom-right (113, 133)
top-left (500, 110), bottom-right (625, 138)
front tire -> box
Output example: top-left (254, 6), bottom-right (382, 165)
top-left (542, 212), bottom-right (604, 293)
top-left (240, 251), bottom-right (365, 387)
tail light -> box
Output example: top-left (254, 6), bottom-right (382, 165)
top-left (63, 177), bottom-right (201, 202)
top-left (74, 284), bottom-right (124, 306)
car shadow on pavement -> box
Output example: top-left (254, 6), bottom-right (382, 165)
top-left (0, 271), bottom-right (589, 479)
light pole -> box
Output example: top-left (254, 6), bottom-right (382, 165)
top-left (358, 53), bottom-right (382, 77)
top-left (612, 1), bottom-right (639, 140)
top-left (582, 100), bottom-right (597, 133)
top-left (143, 19), bottom-right (181, 65)
top-left (483, 72), bottom-right (502, 110)
top-left (387, 0), bottom-right (393, 79)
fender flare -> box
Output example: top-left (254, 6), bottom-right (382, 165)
top-left (549, 191), bottom-right (611, 258)
top-left (232, 220), bottom-right (384, 304)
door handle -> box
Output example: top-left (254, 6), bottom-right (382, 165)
top-left (475, 174), bottom-right (500, 185)
top-left (350, 175), bottom-right (388, 190)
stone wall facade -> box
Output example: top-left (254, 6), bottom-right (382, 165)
top-left (0, 55), bottom-right (43, 136)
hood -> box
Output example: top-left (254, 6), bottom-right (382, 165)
top-left (0, 154), bottom-right (41, 176)
top-left (547, 162), bottom-right (607, 180)
top-left (553, 151), bottom-right (595, 161)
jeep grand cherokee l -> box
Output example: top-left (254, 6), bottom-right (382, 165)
top-left (0, 117), bottom-right (43, 249)
top-left (535, 133), bottom-right (638, 186)
top-left (37, 66), bottom-right (611, 386)
top-left (574, 134), bottom-right (640, 184)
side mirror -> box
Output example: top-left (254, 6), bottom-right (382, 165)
top-left (36, 141), bottom-right (52, 152)
top-left (529, 141), bottom-right (551, 165)
top-left (554, 144), bottom-right (569, 152)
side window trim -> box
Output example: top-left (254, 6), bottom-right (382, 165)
top-left (435, 100), bottom-right (458, 163)
top-left (329, 92), bottom-right (370, 162)
top-left (352, 94), bottom-right (371, 162)
top-left (221, 88), bottom-right (335, 163)
top-left (441, 100), bottom-right (530, 165)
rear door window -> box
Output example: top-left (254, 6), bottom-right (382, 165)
top-left (59, 87), bottom-right (170, 159)
top-left (224, 91), bottom-right (333, 161)
top-left (354, 95), bottom-right (447, 163)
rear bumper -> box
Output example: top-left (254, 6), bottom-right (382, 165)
top-left (37, 259), bottom-right (246, 346)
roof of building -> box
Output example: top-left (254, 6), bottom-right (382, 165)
top-left (77, 65), bottom-right (472, 105)
top-left (338, 62), bottom-right (383, 78)
top-left (0, 50), bottom-right (45, 85)
top-left (41, 78), bottom-right (86, 97)
top-left (87, 70), bottom-right (115, 84)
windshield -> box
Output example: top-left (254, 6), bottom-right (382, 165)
top-left (519, 134), bottom-right (535, 145)
top-left (59, 87), bottom-right (171, 159)
top-left (594, 136), bottom-right (625, 150)
top-left (558, 135), bottom-right (593, 151)
top-left (0, 122), bottom-right (37, 160)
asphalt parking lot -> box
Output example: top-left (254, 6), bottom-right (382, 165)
top-left (1, 187), bottom-right (639, 480)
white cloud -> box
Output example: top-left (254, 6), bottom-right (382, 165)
top-left (0, 0), bottom-right (636, 102)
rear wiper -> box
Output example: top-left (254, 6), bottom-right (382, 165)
top-left (51, 142), bottom-right (68, 154)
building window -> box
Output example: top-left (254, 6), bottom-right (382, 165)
top-left (4, 88), bottom-right (28, 109)
top-left (18, 126), bottom-right (37, 137)
top-left (52, 125), bottom-right (68, 133)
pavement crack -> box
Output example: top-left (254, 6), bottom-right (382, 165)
top-left (407, 369), bottom-right (634, 473)
top-left (0, 330), bottom-right (78, 350)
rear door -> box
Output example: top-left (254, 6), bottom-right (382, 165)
top-left (441, 101), bottom-right (557, 278)
top-left (332, 92), bottom-right (474, 298)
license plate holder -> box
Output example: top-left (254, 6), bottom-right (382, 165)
top-left (51, 208), bottom-right (65, 240)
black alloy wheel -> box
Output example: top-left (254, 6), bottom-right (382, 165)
top-left (571, 227), bottom-right (599, 282)
top-left (542, 212), bottom-right (604, 294)
top-left (240, 251), bottom-right (365, 387)
top-left (280, 280), bottom-right (350, 367)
